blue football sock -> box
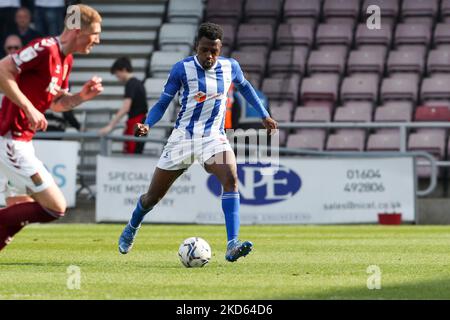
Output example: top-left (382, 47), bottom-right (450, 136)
top-left (129, 196), bottom-right (153, 228)
top-left (221, 192), bottom-right (240, 243)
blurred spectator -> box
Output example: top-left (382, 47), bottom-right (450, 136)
top-left (224, 83), bottom-right (235, 130)
top-left (0, 0), bottom-right (21, 56)
top-left (34, 0), bottom-right (65, 36)
top-left (100, 57), bottom-right (149, 154)
top-left (14, 7), bottom-right (42, 45)
top-left (234, 86), bottom-right (269, 129)
top-left (3, 34), bottom-right (22, 55)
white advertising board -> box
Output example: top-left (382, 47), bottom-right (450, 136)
top-left (96, 156), bottom-right (415, 224)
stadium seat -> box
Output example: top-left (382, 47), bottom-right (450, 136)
top-left (408, 131), bottom-right (446, 177)
top-left (221, 24), bottom-right (237, 57)
top-left (397, 44), bottom-right (428, 61)
top-left (340, 76), bottom-right (379, 102)
top-left (205, 0), bottom-right (243, 25)
top-left (301, 74), bottom-right (339, 107)
top-left (245, 0), bottom-right (282, 26)
top-left (276, 23), bottom-right (314, 50)
top-left (334, 103), bottom-right (373, 122)
top-left (283, 0), bottom-right (321, 25)
top-left (361, 0), bottom-right (399, 30)
top-left (268, 49), bottom-right (306, 77)
top-left (150, 51), bottom-right (185, 78)
top-left (390, 72), bottom-right (421, 86)
top-left (381, 77), bottom-right (418, 103)
top-left (395, 23), bottom-right (431, 47)
top-left (74, 57), bottom-right (148, 71)
top-left (167, 0), bottom-right (204, 24)
top-left (433, 23), bottom-right (450, 48)
top-left (415, 106), bottom-right (450, 121)
top-left (287, 130), bottom-right (327, 150)
top-left (70, 72), bottom-right (127, 85)
top-left (294, 106), bottom-right (332, 122)
top-left (427, 49), bottom-right (450, 74)
top-left (269, 102), bottom-right (293, 122)
top-left (367, 132), bottom-right (401, 151)
top-left (347, 50), bottom-right (385, 74)
top-left (323, 0), bottom-right (360, 24)
top-left (158, 23), bottom-right (197, 56)
top-left (401, 0), bottom-right (438, 22)
top-left (326, 131), bottom-right (366, 151)
top-left (231, 51), bottom-right (266, 88)
top-left (144, 78), bottom-right (166, 100)
top-left (316, 23), bottom-right (353, 47)
top-left (236, 24), bottom-right (274, 56)
top-left (441, 0), bottom-right (450, 21)
top-left (374, 102), bottom-right (414, 122)
top-left (261, 76), bottom-right (300, 104)
top-left (421, 75), bottom-right (450, 101)
top-left (307, 50), bottom-right (346, 75)
top-left (304, 100), bottom-right (335, 110)
top-left (356, 45), bottom-right (389, 60)
top-left (387, 50), bottom-right (424, 74)
top-left (355, 23), bottom-right (392, 47)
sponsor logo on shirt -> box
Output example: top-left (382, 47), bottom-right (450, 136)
top-left (194, 91), bottom-right (225, 103)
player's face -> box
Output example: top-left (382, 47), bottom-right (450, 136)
top-left (196, 37), bottom-right (221, 70)
top-left (76, 22), bottom-right (101, 54)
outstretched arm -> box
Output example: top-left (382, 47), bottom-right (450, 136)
top-left (135, 62), bottom-right (182, 136)
top-left (51, 76), bottom-right (104, 112)
top-left (231, 59), bottom-right (278, 134)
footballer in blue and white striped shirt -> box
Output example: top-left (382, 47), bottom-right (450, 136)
top-left (119, 22), bottom-right (278, 262)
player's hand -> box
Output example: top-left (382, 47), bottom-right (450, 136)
top-left (262, 117), bottom-right (278, 136)
top-left (26, 106), bottom-right (48, 131)
top-left (134, 123), bottom-right (149, 137)
top-left (80, 76), bottom-right (104, 101)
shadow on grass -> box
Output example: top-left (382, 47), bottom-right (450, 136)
top-left (269, 277), bottom-right (450, 300)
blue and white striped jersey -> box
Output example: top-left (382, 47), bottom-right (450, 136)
top-left (161, 55), bottom-right (246, 138)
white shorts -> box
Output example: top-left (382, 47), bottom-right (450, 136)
top-left (0, 136), bottom-right (54, 195)
top-left (157, 129), bottom-right (233, 171)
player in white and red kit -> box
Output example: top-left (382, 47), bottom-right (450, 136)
top-left (0, 4), bottom-right (103, 252)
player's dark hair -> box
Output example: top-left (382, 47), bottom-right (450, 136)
top-left (197, 22), bottom-right (223, 42)
top-left (110, 57), bottom-right (133, 74)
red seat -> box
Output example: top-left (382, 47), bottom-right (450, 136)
top-left (414, 106), bottom-right (450, 121)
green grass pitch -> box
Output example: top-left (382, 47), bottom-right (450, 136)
top-left (0, 224), bottom-right (449, 300)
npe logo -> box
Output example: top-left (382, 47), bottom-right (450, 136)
top-left (207, 163), bottom-right (301, 205)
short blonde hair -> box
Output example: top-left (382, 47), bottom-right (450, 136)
top-left (65, 4), bottom-right (102, 30)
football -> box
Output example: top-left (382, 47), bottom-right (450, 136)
top-left (178, 237), bottom-right (212, 268)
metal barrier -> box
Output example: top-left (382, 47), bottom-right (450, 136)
top-left (34, 121), bottom-right (447, 198)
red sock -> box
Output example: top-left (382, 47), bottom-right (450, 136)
top-left (0, 225), bottom-right (24, 251)
top-left (0, 202), bottom-right (64, 226)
